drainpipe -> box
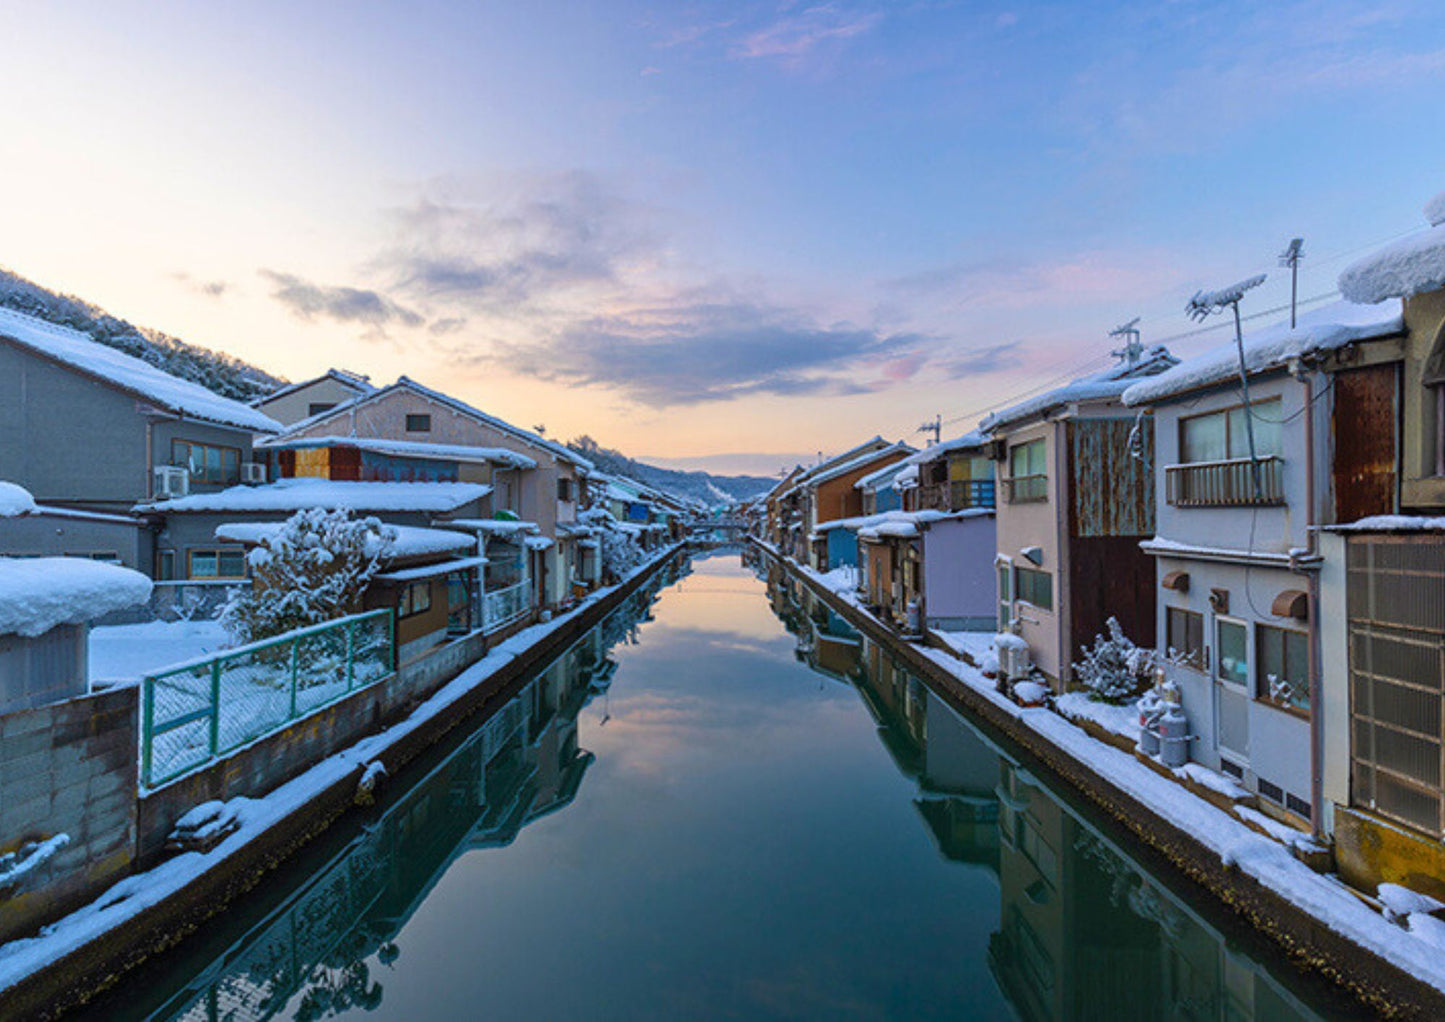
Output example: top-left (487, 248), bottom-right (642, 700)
top-left (1293, 360), bottom-right (1325, 841)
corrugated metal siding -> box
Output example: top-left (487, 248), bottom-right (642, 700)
top-left (1333, 364), bottom-right (1398, 523)
top-left (1069, 418), bottom-right (1155, 538)
top-left (1348, 535), bottom-right (1445, 838)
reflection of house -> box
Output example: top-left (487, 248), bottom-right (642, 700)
top-left (1122, 300), bottom-right (1403, 826)
top-left (983, 346), bottom-right (1175, 688)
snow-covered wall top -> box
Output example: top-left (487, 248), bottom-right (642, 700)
top-left (981, 347), bottom-right (1176, 433)
top-left (139, 478), bottom-right (492, 514)
top-left (0, 307), bottom-right (283, 434)
top-left (0, 481), bottom-right (37, 518)
top-left (1339, 189), bottom-right (1445, 305)
top-left (0, 557), bottom-right (152, 637)
top-left (1122, 299), bottom-right (1403, 407)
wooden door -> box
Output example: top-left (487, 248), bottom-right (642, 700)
top-left (1333, 364), bottom-right (1397, 522)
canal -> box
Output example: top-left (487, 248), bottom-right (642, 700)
top-left (76, 550), bottom-right (1360, 1020)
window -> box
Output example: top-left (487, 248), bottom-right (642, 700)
top-left (157, 550), bottom-right (176, 581)
top-left (67, 551), bottom-right (122, 564)
top-left (188, 548), bottom-right (246, 579)
top-left (172, 440), bottom-right (241, 486)
top-left (1257, 623), bottom-right (1309, 713)
top-left (1015, 566), bottom-right (1052, 611)
top-left (405, 413), bottom-right (432, 432)
top-left (1216, 618), bottom-right (1248, 687)
top-left (1007, 439), bottom-right (1047, 502)
top-left (399, 580), bottom-right (433, 617)
top-left (1166, 607), bottom-right (1206, 671)
top-left (1179, 399), bottom-right (1282, 463)
top-left (307, 401), bottom-right (336, 417)
top-left (998, 563), bottom-right (1012, 627)
top-left (557, 477), bottom-right (573, 502)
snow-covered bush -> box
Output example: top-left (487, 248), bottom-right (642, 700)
top-left (1073, 616), bottom-right (1154, 704)
top-left (579, 508), bottom-right (644, 581)
top-left (221, 509), bottom-right (392, 644)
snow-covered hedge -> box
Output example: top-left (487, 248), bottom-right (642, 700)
top-left (221, 509), bottom-right (393, 644)
top-left (1074, 616), bottom-right (1155, 704)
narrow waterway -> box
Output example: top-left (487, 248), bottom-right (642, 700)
top-left (77, 551), bottom-right (1359, 1021)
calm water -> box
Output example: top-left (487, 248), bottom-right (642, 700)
top-left (80, 551), bottom-right (1358, 1021)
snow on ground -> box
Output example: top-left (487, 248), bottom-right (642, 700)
top-left (0, 559), bottom-right (152, 638)
top-left (1055, 691), bottom-right (1139, 740)
top-left (0, 307), bottom-right (281, 433)
top-left (931, 630), bottom-right (995, 665)
top-left (88, 619), bottom-right (231, 685)
top-left (0, 481), bottom-right (37, 518)
top-left (0, 542), bottom-right (683, 996)
top-left (1173, 762), bottom-right (1250, 801)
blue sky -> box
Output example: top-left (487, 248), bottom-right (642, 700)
top-left (2, 0), bottom-right (1444, 473)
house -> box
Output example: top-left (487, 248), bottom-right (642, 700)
top-left (897, 432), bottom-right (998, 634)
top-left (0, 480), bottom-right (151, 574)
top-left (248, 368), bottom-right (374, 426)
top-left (137, 477), bottom-right (493, 582)
top-left (1124, 299), bottom-right (1404, 828)
top-left (774, 437), bottom-right (911, 568)
top-left (215, 520), bottom-right (482, 665)
top-left (0, 307), bottom-right (281, 532)
top-left (982, 346), bottom-right (1176, 689)
top-left (760, 466), bottom-right (805, 549)
top-left (264, 376), bottom-right (593, 611)
top-left (0, 555), bottom-right (151, 713)
top-left (856, 459), bottom-right (911, 516)
top-left (1312, 193), bottom-right (1445, 883)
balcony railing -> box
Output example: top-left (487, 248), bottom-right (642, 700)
top-left (483, 579), bottom-right (533, 631)
top-left (1165, 455), bottom-right (1284, 507)
top-left (1005, 474), bottom-right (1048, 504)
top-left (918, 479), bottom-right (997, 511)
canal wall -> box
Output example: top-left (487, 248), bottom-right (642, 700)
top-left (0, 545), bottom-right (686, 1022)
top-left (761, 542), bottom-right (1445, 1021)
top-left (0, 689), bottom-right (137, 948)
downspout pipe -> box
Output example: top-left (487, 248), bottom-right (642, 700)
top-left (1292, 359), bottom-right (1325, 841)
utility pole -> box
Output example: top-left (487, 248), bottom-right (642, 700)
top-left (1108, 318), bottom-right (1143, 367)
top-left (917, 414), bottom-right (941, 447)
top-left (1279, 238), bottom-right (1304, 328)
top-left (1186, 273), bottom-right (1267, 501)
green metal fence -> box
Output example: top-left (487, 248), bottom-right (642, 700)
top-left (141, 610), bottom-right (395, 789)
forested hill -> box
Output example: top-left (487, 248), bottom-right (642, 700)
top-left (567, 436), bottom-right (774, 507)
top-left (0, 267), bottom-right (284, 402)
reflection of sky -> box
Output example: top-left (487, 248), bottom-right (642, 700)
top-left (357, 554), bottom-right (1012, 1021)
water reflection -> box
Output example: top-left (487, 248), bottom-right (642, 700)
top-left (80, 553), bottom-right (1353, 1021)
top-left (755, 549), bottom-right (1334, 1022)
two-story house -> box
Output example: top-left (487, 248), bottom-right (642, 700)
top-left (0, 307), bottom-right (281, 575)
top-left (1123, 299), bottom-right (1404, 830)
top-left (249, 368), bottom-right (374, 427)
top-left (798, 439), bottom-right (914, 569)
top-left (267, 376), bottom-right (593, 611)
top-left (983, 346), bottom-right (1175, 689)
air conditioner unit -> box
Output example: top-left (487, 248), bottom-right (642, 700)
top-left (997, 635), bottom-right (1033, 683)
top-left (153, 465), bottom-right (190, 499)
top-left (241, 461), bottom-right (268, 485)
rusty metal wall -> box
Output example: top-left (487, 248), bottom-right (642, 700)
top-left (1333, 364), bottom-right (1399, 524)
top-left (1069, 418), bottom-right (1155, 538)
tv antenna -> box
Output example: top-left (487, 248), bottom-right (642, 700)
top-left (1186, 273), bottom-right (1267, 500)
top-left (917, 414), bottom-right (942, 447)
top-left (1279, 238), bottom-right (1305, 328)
top-left (1108, 317), bottom-right (1143, 367)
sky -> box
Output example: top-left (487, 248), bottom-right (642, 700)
top-left (2, 1), bottom-right (1444, 476)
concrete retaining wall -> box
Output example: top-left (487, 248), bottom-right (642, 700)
top-left (0, 689), bottom-right (138, 945)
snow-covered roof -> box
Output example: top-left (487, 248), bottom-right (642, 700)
top-left (1327, 514), bottom-right (1445, 533)
top-left (1338, 190), bottom-right (1445, 305)
top-left (853, 458), bottom-right (914, 492)
top-left (0, 557), bottom-right (152, 637)
top-left (524, 535), bottom-right (555, 551)
top-left (801, 441), bottom-right (915, 489)
top-left (374, 555), bottom-right (489, 583)
top-left (0, 307), bottom-right (283, 433)
top-left (981, 347), bottom-right (1176, 433)
top-left (215, 521), bottom-right (475, 559)
top-left (441, 518), bottom-right (541, 536)
top-left (0, 481), bottom-right (37, 518)
top-left (281, 376), bottom-right (592, 472)
top-left (901, 430), bottom-right (988, 467)
top-left (813, 507), bottom-right (991, 538)
top-left (140, 478), bottom-right (491, 514)
top-left (1122, 300), bottom-right (1403, 407)
top-left (256, 435), bottom-right (537, 470)
top-left (893, 463), bottom-right (920, 491)
top-left (250, 368), bottom-right (374, 407)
